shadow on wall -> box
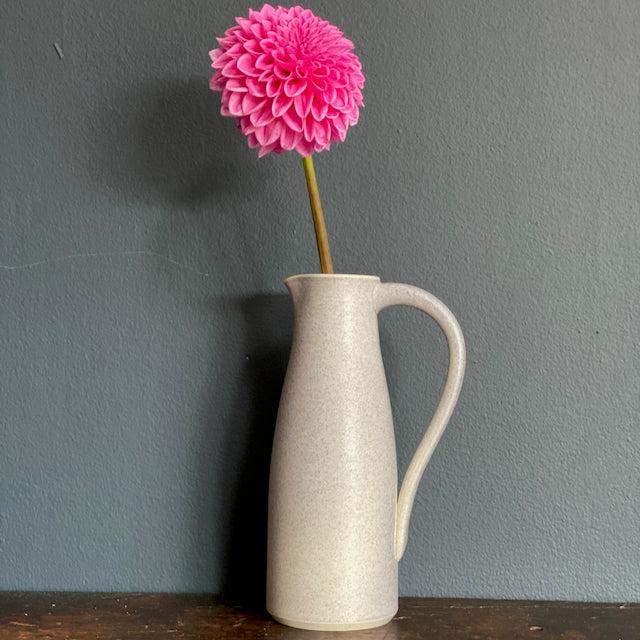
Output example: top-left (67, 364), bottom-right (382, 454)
top-left (206, 293), bottom-right (292, 609)
top-left (84, 75), bottom-right (270, 206)
top-left (83, 74), bottom-right (278, 287)
top-left (81, 73), bottom-right (292, 599)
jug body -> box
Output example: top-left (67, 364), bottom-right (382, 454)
top-left (266, 273), bottom-right (466, 631)
top-left (266, 274), bottom-right (398, 630)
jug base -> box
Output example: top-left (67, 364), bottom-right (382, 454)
top-left (270, 612), bottom-right (396, 631)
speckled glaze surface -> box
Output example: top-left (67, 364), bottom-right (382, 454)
top-left (266, 274), bottom-right (465, 631)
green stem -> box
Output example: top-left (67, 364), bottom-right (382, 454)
top-left (302, 155), bottom-right (334, 274)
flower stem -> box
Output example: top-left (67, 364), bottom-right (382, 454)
top-left (302, 155), bottom-right (333, 274)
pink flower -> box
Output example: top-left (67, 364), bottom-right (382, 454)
top-left (209, 4), bottom-right (365, 157)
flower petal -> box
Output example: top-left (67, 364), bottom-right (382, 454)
top-left (311, 77), bottom-right (327, 92)
top-left (227, 91), bottom-right (244, 116)
top-left (255, 53), bottom-right (275, 70)
top-left (221, 58), bottom-right (244, 78)
top-left (273, 65), bottom-right (293, 80)
top-left (280, 127), bottom-right (303, 151)
top-left (333, 88), bottom-right (348, 109)
top-left (332, 112), bottom-right (348, 134)
top-left (265, 77), bottom-right (281, 98)
top-left (211, 51), bottom-right (232, 69)
top-left (209, 72), bottom-right (225, 91)
top-left (237, 115), bottom-right (254, 136)
top-left (294, 138), bottom-right (315, 156)
top-left (311, 95), bottom-right (328, 121)
top-left (281, 108), bottom-right (303, 132)
top-left (243, 39), bottom-right (263, 55)
top-left (258, 141), bottom-right (279, 157)
top-left (236, 52), bottom-right (260, 77)
top-left (303, 116), bottom-right (315, 142)
top-left (254, 126), bottom-right (269, 146)
top-left (246, 77), bottom-right (267, 97)
top-left (245, 132), bottom-right (260, 148)
top-left (323, 84), bottom-right (337, 104)
top-left (250, 22), bottom-right (265, 39)
top-left (312, 119), bottom-right (329, 147)
top-left (259, 37), bottom-right (278, 52)
top-left (284, 78), bottom-right (307, 97)
top-left (250, 106), bottom-right (275, 127)
top-left (294, 92), bottom-right (313, 118)
top-left (263, 120), bottom-right (283, 146)
top-left (271, 92), bottom-right (293, 118)
top-left (242, 94), bottom-right (266, 114)
top-left (225, 78), bottom-right (248, 92)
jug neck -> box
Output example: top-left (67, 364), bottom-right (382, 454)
top-left (285, 274), bottom-right (380, 306)
top-left (284, 274), bottom-right (382, 336)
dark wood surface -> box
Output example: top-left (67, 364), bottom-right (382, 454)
top-left (0, 593), bottom-right (637, 639)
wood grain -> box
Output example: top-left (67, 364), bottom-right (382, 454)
top-left (0, 593), bottom-right (637, 639)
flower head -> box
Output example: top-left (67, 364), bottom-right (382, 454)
top-left (209, 4), bottom-right (365, 157)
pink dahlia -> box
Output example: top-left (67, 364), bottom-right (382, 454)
top-left (209, 4), bottom-right (365, 157)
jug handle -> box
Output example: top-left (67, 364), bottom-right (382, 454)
top-left (374, 283), bottom-right (466, 561)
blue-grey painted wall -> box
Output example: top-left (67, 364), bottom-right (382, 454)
top-left (2, 0), bottom-right (638, 601)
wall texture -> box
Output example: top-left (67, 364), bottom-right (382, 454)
top-left (2, 0), bottom-right (638, 601)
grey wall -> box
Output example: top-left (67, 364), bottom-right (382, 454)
top-left (2, 0), bottom-right (638, 602)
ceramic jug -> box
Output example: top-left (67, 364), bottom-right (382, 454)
top-left (266, 274), bottom-right (466, 631)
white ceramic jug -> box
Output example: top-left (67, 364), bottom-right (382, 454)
top-left (266, 274), bottom-right (465, 630)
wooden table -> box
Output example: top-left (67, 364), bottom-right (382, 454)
top-left (0, 593), bottom-right (637, 639)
